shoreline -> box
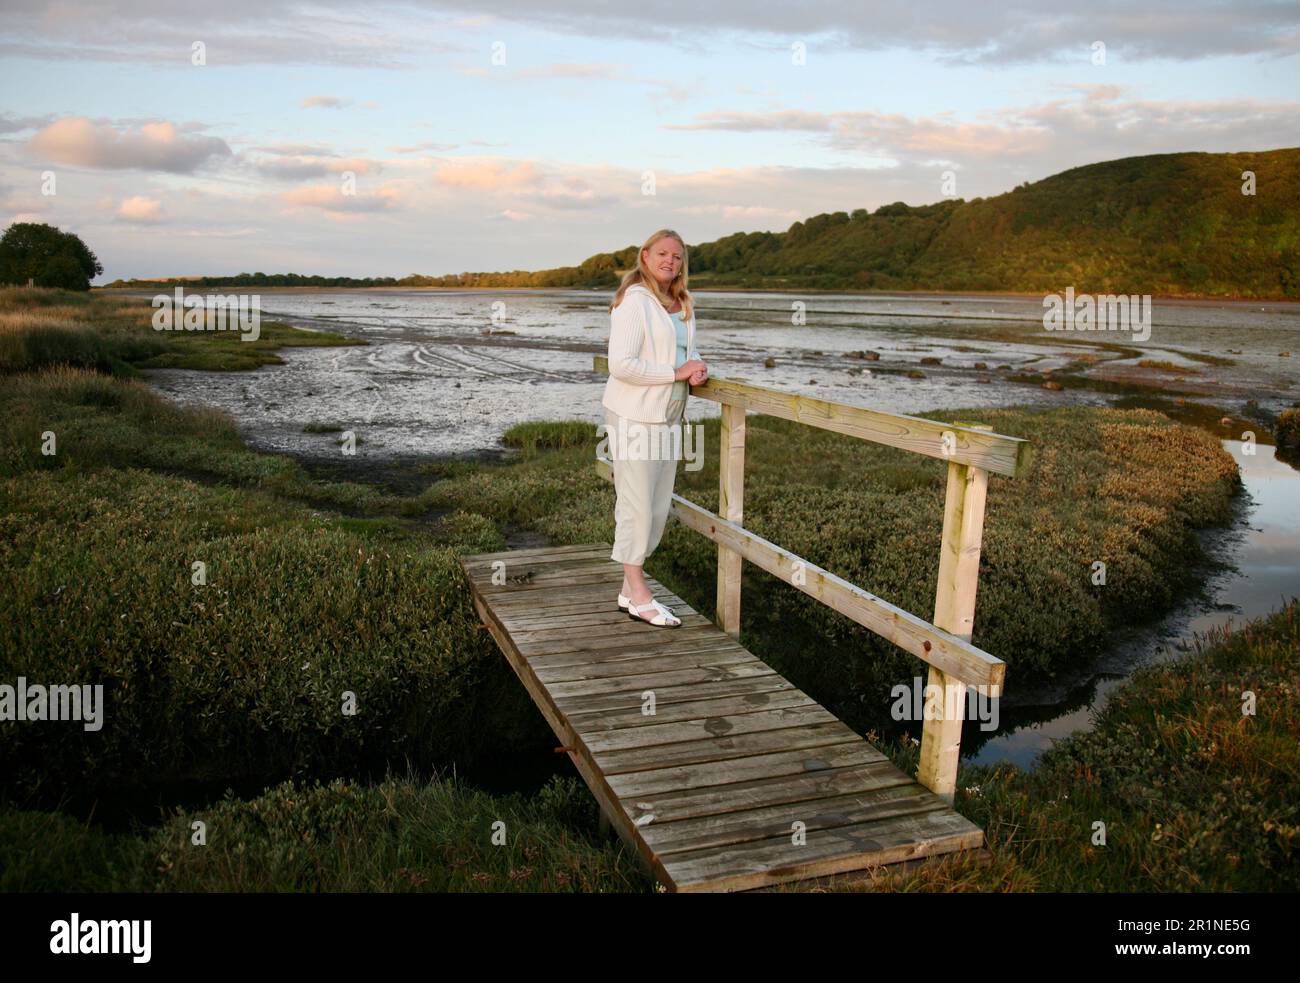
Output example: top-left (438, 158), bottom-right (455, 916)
top-left (94, 283), bottom-right (1300, 306)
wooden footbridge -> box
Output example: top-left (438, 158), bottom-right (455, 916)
top-left (458, 356), bottom-right (1032, 892)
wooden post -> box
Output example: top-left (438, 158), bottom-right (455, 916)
top-left (917, 430), bottom-right (991, 803)
top-left (716, 402), bottom-right (746, 638)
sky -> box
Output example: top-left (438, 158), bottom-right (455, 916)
top-left (1, 0), bottom-right (1298, 282)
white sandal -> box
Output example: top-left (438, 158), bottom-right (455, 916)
top-left (618, 591), bottom-right (676, 614)
top-left (628, 598), bottom-right (681, 627)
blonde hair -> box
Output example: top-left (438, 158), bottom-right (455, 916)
top-left (609, 229), bottom-right (693, 322)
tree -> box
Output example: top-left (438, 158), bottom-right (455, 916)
top-left (0, 223), bottom-right (104, 290)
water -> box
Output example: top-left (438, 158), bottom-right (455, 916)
top-left (127, 287), bottom-right (1300, 771)
top-left (967, 438), bottom-right (1300, 770)
top-left (133, 288), bottom-right (1296, 459)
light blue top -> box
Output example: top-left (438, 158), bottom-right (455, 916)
top-left (670, 309), bottom-right (688, 400)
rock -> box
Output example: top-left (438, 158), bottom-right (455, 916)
top-left (1042, 381), bottom-right (1063, 391)
top-left (907, 370), bottom-right (926, 379)
top-left (845, 350), bottom-right (880, 360)
top-left (920, 356), bottom-right (942, 365)
top-left (1219, 417), bottom-right (1233, 426)
top-left (974, 362), bottom-right (988, 370)
top-left (764, 357), bottom-right (777, 368)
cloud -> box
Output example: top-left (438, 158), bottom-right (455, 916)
top-left (669, 89), bottom-right (1300, 168)
top-left (388, 141), bottom-right (459, 154)
top-left (280, 183), bottom-right (400, 214)
top-left (253, 156), bottom-right (381, 180)
top-left (0, 113), bottom-right (57, 135)
top-left (514, 62), bottom-right (622, 79)
top-left (1, 0), bottom-right (1294, 66)
top-left (0, 0), bottom-right (463, 68)
top-left (301, 95), bottom-right (347, 109)
top-left (117, 195), bottom-right (165, 223)
top-left (27, 118), bottom-right (232, 173)
top-left (433, 158), bottom-right (542, 191)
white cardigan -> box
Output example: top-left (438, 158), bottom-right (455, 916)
top-left (602, 283), bottom-right (701, 422)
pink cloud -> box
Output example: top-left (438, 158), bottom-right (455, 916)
top-left (28, 117), bottom-right (231, 173)
top-left (117, 195), bottom-right (164, 223)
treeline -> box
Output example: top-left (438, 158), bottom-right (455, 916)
top-left (103, 148), bottom-right (1300, 298)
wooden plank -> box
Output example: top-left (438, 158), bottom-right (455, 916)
top-left (658, 808), bottom-right (985, 893)
top-left (642, 783), bottom-right (950, 856)
top-left (580, 704), bottom-right (840, 754)
top-left (506, 612), bottom-right (713, 643)
top-left (593, 720), bottom-right (863, 775)
top-left (606, 741), bottom-right (884, 798)
top-left (461, 542), bottom-right (612, 563)
top-left (533, 648), bottom-right (761, 685)
top-left (554, 673), bottom-right (798, 717)
top-left (568, 688), bottom-right (816, 732)
top-left (623, 758), bottom-right (912, 829)
top-left (593, 355), bottom-right (1032, 477)
top-left (547, 661), bottom-right (779, 702)
top-left (717, 401), bottom-right (745, 638)
top-left (527, 637), bottom-right (752, 671)
top-left (460, 545), bottom-right (613, 572)
top-left (918, 457), bottom-right (991, 803)
top-left (514, 626), bottom-right (727, 659)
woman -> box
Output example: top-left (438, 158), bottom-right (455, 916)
top-left (602, 229), bottom-right (708, 628)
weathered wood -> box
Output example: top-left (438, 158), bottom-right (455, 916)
top-left (717, 401), bottom-right (746, 638)
top-left (917, 456), bottom-right (992, 803)
top-left (567, 688), bottom-right (815, 732)
top-left (643, 784), bottom-right (950, 856)
top-left (459, 543), bottom-right (991, 891)
top-left (659, 809), bottom-right (985, 893)
top-left (606, 742), bottom-right (883, 798)
top-left (593, 355), bottom-right (1032, 477)
top-left (629, 759), bottom-right (915, 831)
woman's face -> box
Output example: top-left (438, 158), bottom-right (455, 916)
top-left (643, 238), bottom-right (683, 289)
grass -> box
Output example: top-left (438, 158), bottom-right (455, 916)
top-left (5, 600), bottom-right (1294, 892)
top-left (1137, 359), bottom-right (1199, 374)
top-left (0, 771), bottom-right (645, 892)
top-left (870, 598), bottom-right (1300, 892)
top-left (1, 285), bottom-right (1288, 892)
top-left (0, 285), bottom-right (364, 376)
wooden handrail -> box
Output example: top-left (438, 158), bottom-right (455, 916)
top-left (592, 355), bottom-right (1027, 803)
top-left (593, 354), bottom-right (1032, 478)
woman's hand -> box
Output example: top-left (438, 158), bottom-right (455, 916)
top-left (675, 359), bottom-right (707, 383)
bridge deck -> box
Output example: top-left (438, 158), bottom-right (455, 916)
top-left (459, 543), bottom-right (986, 892)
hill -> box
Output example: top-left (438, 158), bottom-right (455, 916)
top-left (103, 149), bottom-right (1300, 298)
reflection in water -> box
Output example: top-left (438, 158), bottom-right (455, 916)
top-left (967, 440), bottom-right (1300, 770)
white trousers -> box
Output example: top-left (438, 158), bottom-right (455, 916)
top-left (605, 398), bottom-right (686, 566)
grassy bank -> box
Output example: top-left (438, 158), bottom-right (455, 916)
top-left (0, 285), bottom-right (362, 375)
top-left (3, 285), bottom-right (1284, 892)
top-left (4, 601), bottom-right (1294, 892)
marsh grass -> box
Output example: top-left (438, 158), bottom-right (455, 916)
top-left (1, 772), bottom-right (646, 892)
top-left (0, 286), bottom-right (363, 375)
top-left (1, 286), bottom-right (1280, 893)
